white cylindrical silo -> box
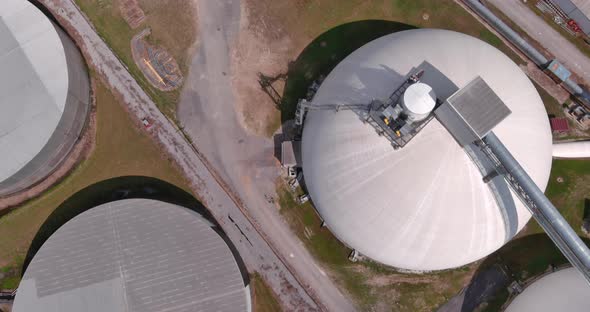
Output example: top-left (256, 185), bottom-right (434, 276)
top-left (401, 82), bottom-right (436, 122)
top-left (552, 141), bottom-right (590, 158)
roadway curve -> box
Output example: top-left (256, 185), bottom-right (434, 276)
top-left (38, 0), bottom-right (331, 311)
top-left (484, 0), bottom-right (590, 84)
top-left (177, 0), bottom-right (354, 311)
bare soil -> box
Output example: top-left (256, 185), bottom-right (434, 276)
top-left (230, 3), bottom-right (290, 136)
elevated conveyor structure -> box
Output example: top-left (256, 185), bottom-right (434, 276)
top-left (479, 133), bottom-right (590, 284)
top-left (435, 76), bottom-right (590, 284)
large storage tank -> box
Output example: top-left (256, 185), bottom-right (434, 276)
top-left (301, 29), bottom-right (552, 271)
top-left (13, 198), bottom-right (251, 312)
top-left (505, 267), bottom-right (589, 312)
top-left (0, 0), bottom-right (90, 196)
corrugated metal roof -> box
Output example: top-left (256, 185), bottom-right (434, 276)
top-left (550, 117), bottom-right (569, 132)
top-left (13, 199), bottom-right (249, 312)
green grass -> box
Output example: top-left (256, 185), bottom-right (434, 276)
top-left (0, 78), bottom-right (190, 289)
top-left (74, 0), bottom-right (195, 118)
top-left (537, 158), bottom-right (590, 235)
top-left (250, 273), bottom-right (283, 312)
top-left (1, 277), bottom-right (19, 290)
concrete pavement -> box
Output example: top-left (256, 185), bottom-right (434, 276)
top-left (177, 0), bottom-right (355, 311)
top-left (40, 0), bottom-right (322, 310)
top-left (486, 0), bottom-right (590, 84)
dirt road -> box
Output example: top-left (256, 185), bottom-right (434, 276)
top-left (177, 0), bottom-right (355, 311)
top-left (485, 0), bottom-right (590, 84)
top-left (40, 0), bottom-right (323, 310)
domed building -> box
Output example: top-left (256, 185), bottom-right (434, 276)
top-left (13, 199), bottom-right (251, 312)
top-left (301, 29), bottom-right (552, 271)
top-left (505, 267), bottom-right (589, 312)
top-left (0, 0), bottom-right (90, 196)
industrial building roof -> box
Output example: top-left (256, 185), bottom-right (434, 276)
top-left (0, 0), bottom-right (70, 183)
top-left (550, 117), bottom-right (569, 132)
top-left (13, 199), bottom-right (250, 312)
top-left (301, 29), bottom-right (552, 270)
top-left (505, 267), bottom-right (589, 312)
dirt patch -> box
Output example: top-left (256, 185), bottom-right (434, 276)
top-left (131, 28), bottom-right (183, 91)
top-left (230, 2), bottom-right (294, 137)
top-left (119, 0), bottom-right (145, 29)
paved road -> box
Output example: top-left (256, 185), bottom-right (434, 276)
top-left (177, 1), bottom-right (355, 311)
top-left (40, 0), bottom-right (321, 310)
top-left (485, 0), bottom-right (590, 84)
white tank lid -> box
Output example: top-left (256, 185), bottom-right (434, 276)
top-left (402, 83), bottom-right (436, 115)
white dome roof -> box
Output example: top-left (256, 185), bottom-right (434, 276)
top-left (0, 0), bottom-right (69, 182)
top-left (505, 267), bottom-right (589, 312)
top-left (301, 29), bottom-right (552, 270)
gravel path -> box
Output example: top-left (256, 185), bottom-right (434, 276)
top-left (40, 0), bottom-right (322, 310)
top-left (177, 1), bottom-right (355, 311)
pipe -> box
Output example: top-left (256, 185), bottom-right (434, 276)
top-left (553, 141), bottom-right (590, 158)
top-left (484, 133), bottom-right (590, 280)
top-left (464, 0), bottom-right (548, 66)
top-left (464, 0), bottom-right (584, 95)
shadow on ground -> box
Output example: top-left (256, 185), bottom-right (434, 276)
top-left (440, 233), bottom-right (590, 312)
top-left (270, 19), bottom-right (416, 162)
top-left (276, 19), bottom-right (416, 124)
top-left (22, 176), bottom-right (249, 285)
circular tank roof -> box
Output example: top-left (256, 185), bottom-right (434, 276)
top-left (505, 267), bottom-right (589, 312)
top-left (13, 199), bottom-right (250, 312)
top-left (402, 83), bottom-right (436, 115)
top-left (0, 0), bottom-right (70, 182)
top-left (301, 29), bottom-right (552, 270)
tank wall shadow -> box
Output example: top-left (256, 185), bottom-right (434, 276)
top-left (278, 20), bottom-right (416, 123)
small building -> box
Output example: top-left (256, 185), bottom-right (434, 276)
top-left (281, 140), bottom-right (301, 168)
top-left (550, 117), bottom-right (570, 133)
top-left (545, 59), bottom-right (572, 83)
